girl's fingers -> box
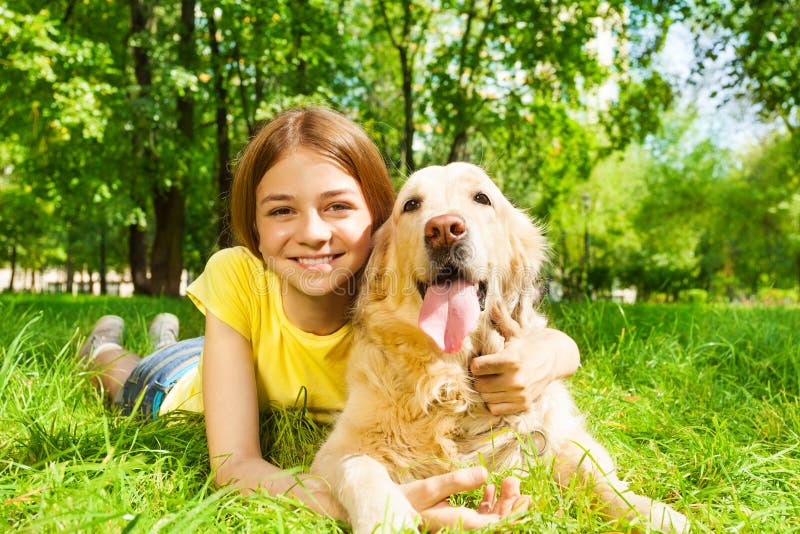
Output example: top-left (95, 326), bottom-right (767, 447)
top-left (403, 466), bottom-right (488, 510)
top-left (495, 476), bottom-right (522, 516)
top-left (513, 495), bottom-right (532, 514)
top-left (478, 483), bottom-right (496, 514)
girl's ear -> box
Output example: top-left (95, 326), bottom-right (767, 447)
top-left (506, 208), bottom-right (548, 327)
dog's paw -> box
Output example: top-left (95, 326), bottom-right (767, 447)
top-left (351, 494), bottom-right (418, 534)
top-left (649, 502), bottom-right (690, 534)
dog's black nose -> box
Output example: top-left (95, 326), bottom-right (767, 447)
top-left (425, 214), bottom-right (466, 249)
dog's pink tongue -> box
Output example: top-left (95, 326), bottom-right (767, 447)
top-left (419, 279), bottom-right (480, 353)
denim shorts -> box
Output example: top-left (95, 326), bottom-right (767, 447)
top-left (116, 336), bottom-right (203, 419)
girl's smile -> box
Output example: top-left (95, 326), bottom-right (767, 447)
top-left (293, 254), bottom-right (344, 272)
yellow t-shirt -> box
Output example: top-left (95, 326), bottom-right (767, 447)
top-left (159, 246), bottom-right (351, 422)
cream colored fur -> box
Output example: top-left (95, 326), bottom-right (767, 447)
top-left (310, 163), bottom-right (689, 533)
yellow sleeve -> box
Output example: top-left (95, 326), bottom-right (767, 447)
top-left (186, 247), bottom-right (262, 341)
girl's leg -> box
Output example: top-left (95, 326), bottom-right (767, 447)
top-left (79, 315), bottom-right (139, 402)
top-left (90, 347), bottom-right (142, 402)
top-left (79, 313), bottom-right (182, 403)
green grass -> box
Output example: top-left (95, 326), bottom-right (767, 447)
top-left (1, 295), bottom-right (798, 532)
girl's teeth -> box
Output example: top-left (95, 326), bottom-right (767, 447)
top-left (297, 256), bottom-right (334, 266)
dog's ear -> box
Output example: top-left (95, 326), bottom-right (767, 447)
top-left (360, 219), bottom-right (394, 302)
top-left (506, 208), bottom-right (548, 328)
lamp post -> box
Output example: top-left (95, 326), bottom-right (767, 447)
top-left (581, 193), bottom-right (591, 297)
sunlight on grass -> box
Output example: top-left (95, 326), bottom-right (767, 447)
top-left (1, 296), bottom-right (798, 532)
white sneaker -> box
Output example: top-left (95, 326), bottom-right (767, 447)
top-left (79, 315), bottom-right (125, 361)
top-left (148, 313), bottom-right (180, 350)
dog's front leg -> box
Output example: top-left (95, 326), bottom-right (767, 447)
top-left (336, 454), bottom-right (418, 534)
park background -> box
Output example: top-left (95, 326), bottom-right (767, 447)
top-left (1, 1), bottom-right (799, 532)
top-left (1, 0), bottom-right (798, 303)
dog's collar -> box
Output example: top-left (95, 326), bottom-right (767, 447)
top-left (530, 428), bottom-right (548, 456)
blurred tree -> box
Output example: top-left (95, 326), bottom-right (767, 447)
top-left (372, 0), bottom-right (434, 173)
top-left (549, 143), bottom-right (647, 298)
top-left (627, 134), bottom-right (724, 300)
top-left (688, 0), bottom-right (800, 289)
top-left (550, 112), bottom-right (734, 300)
top-left (708, 133), bottom-right (800, 292)
top-left (147, 0), bottom-right (196, 296)
top-left (204, 6), bottom-right (234, 248)
top-left (0, 2), bottom-right (132, 293)
top-left (0, 185), bottom-right (50, 291)
top-left (7, 0), bottom-right (793, 302)
top-left (690, 0), bottom-right (799, 140)
top-left (193, 0), bottom-right (359, 246)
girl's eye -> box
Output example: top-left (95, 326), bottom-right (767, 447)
top-left (268, 207), bottom-right (293, 216)
top-left (473, 192), bottom-right (491, 206)
top-left (403, 198), bottom-right (421, 213)
top-left (328, 203), bottom-right (352, 211)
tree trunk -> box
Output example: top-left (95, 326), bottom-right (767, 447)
top-left (376, 0), bottom-right (419, 173)
top-left (128, 218), bottom-right (151, 294)
top-left (399, 46), bottom-right (415, 173)
top-left (65, 250), bottom-right (74, 294)
top-left (796, 251), bottom-right (800, 293)
top-left (559, 229), bottom-right (569, 289)
top-left (150, 187), bottom-right (186, 295)
top-left (99, 225), bottom-right (107, 295)
top-left (129, 0), bottom-right (155, 295)
top-left (150, 0), bottom-right (193, 296)
top-left (129, 224), bottom-right (150, 294)
top-left (232, 44), bottom-right (254, 136)
top-left (447, 131), bottom-right (468, 163)
top-left (208, 12), bottom-right (233, 248)
top-left (7, 245), bottom-right (16, 291)
top-left (290, 0), bottom-right (309, 94)
top-left (446, 0), bottom-right (493, 166)
top-left (62, 0), bottom-right (77, 23)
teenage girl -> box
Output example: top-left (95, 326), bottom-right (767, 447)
top-left (80, 106), bottom-right (581, 530)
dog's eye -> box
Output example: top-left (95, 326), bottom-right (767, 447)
top-left (402, 198), bottom-right (421, 213)
top-left (473, 192), bottom-right (492, 206)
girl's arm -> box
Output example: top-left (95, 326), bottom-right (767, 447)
top-left (202, 311), bottom-right (344, 517)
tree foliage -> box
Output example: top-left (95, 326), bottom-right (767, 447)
top-left (1, 0), bottom-right (796, 300)
top-left (690, 0), bottom-right (799, 137)
top-left (550, 111), bottom-right (799, 301)
top-left (708, 134), bottom-right (800, 292)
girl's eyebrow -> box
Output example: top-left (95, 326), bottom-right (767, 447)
top-left (260, 193), bottom-right (293, 205)
top-left (320, 188), bottom-right (359, 199)
top-left (260, 188), bottom-right (358, 205)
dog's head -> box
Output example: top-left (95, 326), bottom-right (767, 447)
top-left (360, 162), bottom-right (547, 353)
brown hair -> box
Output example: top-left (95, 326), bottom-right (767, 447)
top-left (230, 106), bottom-right (395, 258)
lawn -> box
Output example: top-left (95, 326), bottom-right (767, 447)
top-left (1, 294), bottom-right (798, 532)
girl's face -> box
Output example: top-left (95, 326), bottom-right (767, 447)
top-left (255, 147), bottom-right (373, 298)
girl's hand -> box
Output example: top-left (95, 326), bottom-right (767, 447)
top-left (298, 466), bottom-right (529, 531)
top-left (281, 474), bottom-right (348, 520)
top-left (470, 307), bottom-right (580, 415)
top-left (402, 466), bottom-right (531, 532)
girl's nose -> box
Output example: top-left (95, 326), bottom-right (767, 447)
top-left (297, 211), bottom-right (333, 244)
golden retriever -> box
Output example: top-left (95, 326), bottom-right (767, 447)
top-left (310, 162), bottom-right (689, 533)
